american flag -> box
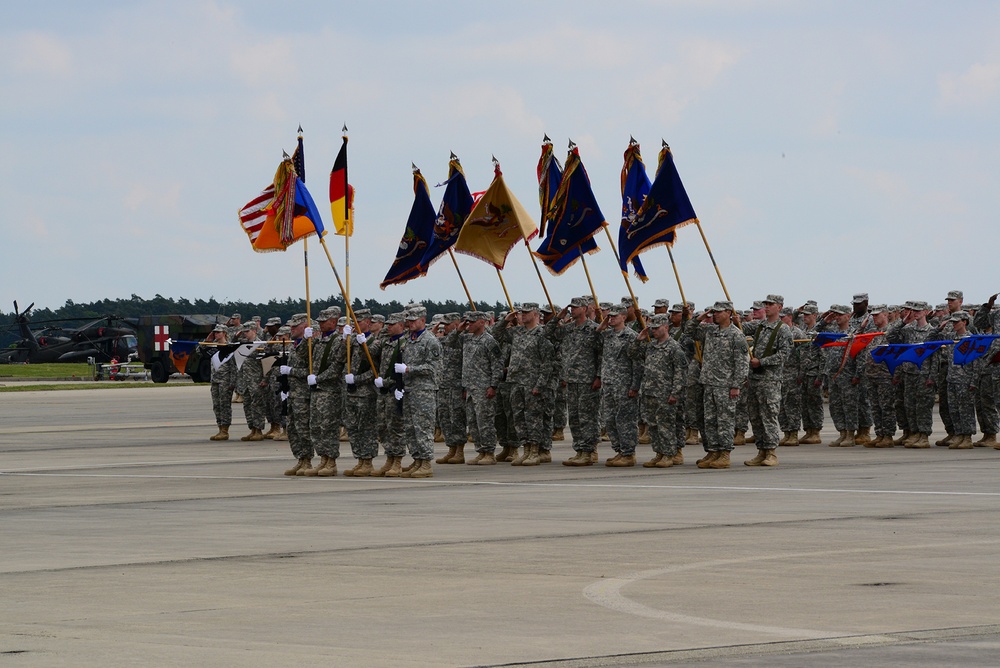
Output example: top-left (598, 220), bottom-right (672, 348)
top-left (239, 185), bottom-right (274, 247)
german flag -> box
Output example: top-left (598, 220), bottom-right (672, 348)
top-left (329, 136), bottom-right (353, 236)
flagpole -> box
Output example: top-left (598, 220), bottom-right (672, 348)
top-left (496, 269), bottom-right (514, 312)
top-left (318, 236), bottom-right (379, 377)
top-left (303, 237), bottom-right (314, 375)
top-left (525, 244), bottom-right (556, 314)
top-left (602, 226), bottom-right (645, 330)
top-left (580, 254), bottom-right (602, 322)
top-left (666, 246), bottom-right (688, 310)
top-left (694, 220), bottom-right (731, 302)
top-left (448, 248), bottom-right (476, 311)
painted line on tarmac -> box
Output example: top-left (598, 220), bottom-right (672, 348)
top-left (0, 455), bottom-right (287, 474)
top-left (582, 539), bottom-right (1000, 640)
top-left (0, 420), bottom-right (215, 435)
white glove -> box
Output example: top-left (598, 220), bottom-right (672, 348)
top-left (394, 362), bottom-right (407, 374)
top-left (355, 333), bottom-right (367, 345)
top-left (303, 326), bottom-right (314, 339)
top-left (394, 389), bottom-right (404, 400)
top-left (279, 391), bottom-right (289, 401)
top-left (374, 377), bottom-right (384, 388)
top-left (342, 324), bottom-right (353, 338)
top-left (279, 365), bottom-right (291, 375)
top-left (345, 373), bottom-right (355, 385)
top-left (307, 374), bottom-right (317, 386)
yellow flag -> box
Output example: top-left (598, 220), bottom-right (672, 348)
top-left (454, 167), bottom-right (537, 269)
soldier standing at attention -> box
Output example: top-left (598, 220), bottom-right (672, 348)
top-left (236, 322), bottom-right (267, 442)
top-left (207, 324), bottom-right (236, 441)
top-left (687, 301), bottom-right (749, 469)
top-left (777, 307), bottom-right (805, 446)
top-left (939, 311), bottom-right (977, 449)
top-left (461, 311), bottom-right (503, 465)
top-left (797, 304), bottom-right (825, 444)
top-left (598, 305), bottom-right (642, 467)
top-left (436, 313), bottom-right (468, 464)
top-left (300, 307), bottom-right (347, 477)
top-left (342, 309), bottom-right (381, 477)
top-left (886, 301), bottom-right (936, 448)
top-left (372, 312), bottom-right (407, 477)
top-left (634, 313), bottom-right (687, 468)
top-left (398, 305), bottom-right (442, 478)
top-left (261, 317), bottom-right (284, 439)
top-left (280, 314), bottom-right (315, 475)
top-left (551, 297), bottom-right (603, 466)
top-left (857, 305), bottom-right (897, 447)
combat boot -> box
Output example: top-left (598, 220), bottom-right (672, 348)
top-left (894, 430), bottom-right (911, 446)
top-left (949, 435), bottom-right (974, 450)
top-left (854, 427), bottom-right (872, 446)
top-left (685, 429), bottom-right (701, 445)
top-left (672, 450), bottom-right (684, 465)
top-left (800, 429), bottom-right (822, 445)
top-left (785, 431), bottom-right (799, 446)
top-left (539, 449), bottom-right (552, 463)
top-left (744, 449), bottom-right (767, 466)
top-left (301, 456), bottom-right (328, 477)
top-left (317, 457), bottom-right (339, 477)
top-left (262, 424), bottom-right (280, 439)
top-left (906, 433), bottom-right (930, 448)
top-left (590, 449), bottom-right (599, 464)
top-left (342, 459), bottom-right (364, 476)
top-left (522, 445), bottom-right (541, 466)
top-left (563, 451), bottom-right (588, 466)
top-left (745, 433), bottom-right (756, 444)
top-left (496, 445), bottom-right (516, 462)
top-left (643, 453), bottom-right (664, 468)
top-left (552, 427), bottom-right (565, 442)
top-left (733, 430), bottom-right (746, 446)
top-left (654, 454), bottom-right (675, 468)
top-left (339, 426), bottom-right (349, 442)
top-left (605, 452), bottom-right (622, 464)
top-left (273, 428), bottom-right (288, 441)
top-left (210, 425), bottom-right (229, 441)
top-left (874, 435), bottom-right (895, 448)
top-left (638, 424), bottom-right (651, 445)
top-left (975, 433), bottom-right (997, 447)
top-left (828, 430), bottom-right (847, 447)
top-left (239, 428), bottom-right (256, 441)
top-left (247, 428), bottom-right (265, 442)
top-left (467, 452), bottom-right (485, 465)
top-left (410, 459), bottom-right (434, 478)
top-left (706, 450), bottom-right (731, 469)
top-left (839, 431), bottom-right (855, 446)
top-left (447, 445), bottom-right (466, 464)
top-left (601, 428), bottom-right (610, 441)
top-left (371, 456), bottom-right (394, 477)
top-left (356, 459), bottom-right (374, 476)
top-left (779, 431), bottom-right (789, 446)
top-left (511, 446), bottom-right (530, 466)
top-left (864, 435), bottom-right (881, 448)
top-left (470, 451), bottom-right (496, 465)
top-left (385, 457), bottom-right (403, 477)
top-left (284, 457), bottom-right (311, 476)
top-left (696, 451), bottom-right (719, 468)
top-left (761, 449), bottom-right (778, 466)
top-left (436, 446), bottom-right (457, 464)
top-left (902, 432), bottom-right (920, 447)
top-left (607, 453), bottom-right (635, 467)
top-left (434, 427), bottom-right (444, 443)
top-left (935, 434), bottom-right (956, 447)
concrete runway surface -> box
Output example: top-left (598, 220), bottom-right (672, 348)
top-left (2, 385), bottom-right (999, 667)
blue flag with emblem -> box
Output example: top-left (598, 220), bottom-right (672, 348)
top-left (380, 168), bottom-right (436, 290)
top-left (870, 341), bottom-right (952, 374)
top-left (419, 155), bottom-right (474, 274)
top-left (812, 332), bottom-right (848, 347)
top-left (619, 141), bottom-right (696, 282)
top-left (534, 142), bottom-right (603, 275)
top-left (953, 334), bottom-right (1000, 366)
top-left (618, 142), bottom-right (650, 280)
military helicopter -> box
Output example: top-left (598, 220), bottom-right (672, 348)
top-left (0, 301), bottom-right (138, 364)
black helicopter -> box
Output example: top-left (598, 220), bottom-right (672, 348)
top-left (0, 301), bottom-right (138, 364)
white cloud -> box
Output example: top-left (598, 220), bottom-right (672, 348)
top-left (938, 61), bottom-right (1000, 110)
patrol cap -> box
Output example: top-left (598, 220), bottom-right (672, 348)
top-left (461, 311), bottom-right (475, 320)
top-left (950, 310), bottom-right (971, 322)
top-left (868, 304), bottom-right (887, 314)
top-left (653, 298), bottom-right (670, 309)
top-left (608, 305), bottom-right (627, 316)
top-left (686, 301), bottom-right (695, 310)
top-left (405, 305), bottom-right (428, 320)
top-left (230, 313), bottom-right (241, 320)
top-left (276, 325), bottom-right (291, 336)
top-left (467, 311), bottom-right (490, 322)
top-left (752, 300), bottom-right (764, 310)
top-left (621, 296), bottom-right (633, 305)
top-left (570, 296), bottom-right (588, 308)
top-left (442, 312), bottom-right (461, 324)
top-left (286, 313), bottom-right (308, 327)
top-left (371, 314), bottom-right (385, 324)
top-left (762, 294), bottom-right (784, 305)
top-left (385, 312), bottom-right (405, 325)
top-left (518, 302), bottom-right (540, 313)
top-left (353, 308), bottom-right (372, 320)
top-left (582, 295), bottom-right (595, 305)
top-left (902, 300), bottom-right (916, 310)
top-left (801, 304), bottom-right (819, 315)
top-left (649, 313), bottom-right (670, 328)
top-left (852, 292), bottom-right (869, 304)
top-left (212, 324), bottom-right (227, 332)
top-left (947, 290), bottom-right (964, 300)
top-left (935, 303), bottom-right (947, 312)
top-left (710, 300), bottom-right (734, 312)
top-left (337, 316), bottom-right (347, 327)
top-left (265, 317), bottom-right (282, 327)
top-left (251, 315), bottom-right (261, 323)
top-left (540, 304), bottom-right (555, 315)
top-left (317, 307), bottom-right (340, 322)
top-left (828, 304), bottom-right (851, 315)
top-left (911, 300), bottom-right (931, 311)
top-left (779, 307), bottom-right (794, 317)
top-left (668, 303), bottom-right (684, 314)
top-left (887, 304), bottom-right (901, 313)
top-left (430, 313), bottom-right (444, 324)
top-left (486, 311), bottom-right (495, 320)
top-left (599, 302), bottom-right (613, 311)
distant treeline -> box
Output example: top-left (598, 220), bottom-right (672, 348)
top-left (1, 294), bottom-right (508, 348)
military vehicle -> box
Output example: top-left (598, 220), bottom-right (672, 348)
top-left (0, 301), bottom-right (138, 364)
top-left (127, 314), bottom-right (227, 383)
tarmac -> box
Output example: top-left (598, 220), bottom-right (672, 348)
top-left (2, 384), bottom-right (999, 667)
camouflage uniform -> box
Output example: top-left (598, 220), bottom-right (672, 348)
top-left (886, 312), bottom-right (936, 435)
top-left (798, 321), bottom-right (826, 432)
top-left (858, 327), bottom-right (896, 439)
top-left (634, 332), bottom-right (687, 457)
top-left (344, 331), bottom-right (381, 461)
top-left (310, 328), bottom-right (347, 461)
top-left (236, 340), bottom-right (267, 432)
top-left (547, 313), bottom-right (603, 454)
top-left (493, 323), bottom-right (517, 451)
top-left (462, 326), bottom-right (503, 454)
top-left (688, 315), bottom-right (749, 452)
top-left (600, 324), bottom-right (641, 456)
top-left (778, 323), bottom-right (806, 433)
top-left (401, 324), bottom-right (442, 461)
top-left (439, 325), bottom-right (468, 448)
top-left (973, 304), bottom-right (1000, 436)
top-left (502, 323), bottom-right (556, 451)
top-left (285, 335), bottom-right (314, 461)
top-left (377, 327), bottom-right (406, 459)
top-left (209, 343), bottom-right (238, 428)
top-left (742, 314), bottom-right (792, 450)
top-left (823, 323), bottom-right (861, 435)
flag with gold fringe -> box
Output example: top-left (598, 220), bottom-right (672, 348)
top-left (418, 155), bottom-right (474, 273)
top-left (239, 156), bottom-right (325, 253)
top-left (534, 142), bottom-right (603, 275)
top-left (453, 162), bottom-right (537, 270)
top-left (380, 168), bottom-right (436, 289)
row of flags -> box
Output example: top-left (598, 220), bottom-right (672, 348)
top-left (813, 332), bottom-right (1000, 372)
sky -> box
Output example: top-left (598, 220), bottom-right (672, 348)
top-left (3, 1), bottom-right (1000, 315)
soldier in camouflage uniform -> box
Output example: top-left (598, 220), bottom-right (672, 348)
top-left (261, 317), bottom-right (285, 438)
top-left (672, 302), bottom-right (701, 449)
top-left (933, 290), bottom-right (970, 446)
top-left (939, 311), bottom-right (977, 449)
top-left (686, 301), bottom-right (749, 469)
top-left (372, 312), bottom-right (407, 477)
top-left (734, 301), bottom-right (763, 445)
top-left (797, 304), bottom-right (826, 444)
top-left (493, 303), bottom-right (556, 466)
top-left (633, 313), bottom-right (687, 467)
top-left (342, 309), bottom-right (381, 476)
top-left (265, 326), bottom-right (291, 441)
top-left (598, 305), bottom-right (642, 466)
top-left (398, 305), bottom-right (442, 478)
top-left (300, 307), bottom-right (347, 477)
top-left (279, 314), bottom-right (315, 475)
top-left (461, 311), bottom-right (503, 464)
top-left (847, 293), bottom-right (875, 445)
top-left (973, 293), bottom-right (1000, 447)
top-left (436, 313), bottom-right (468, 464)
top-left (492, 311), bottom-right (518, 461)
top-left (777, 307), bottom-right (805, 446)
top-left (857, 305), bottom-right (896, 447)
top-left (886, 300), bottom-right (936, 448)
top-left (821, 304), bottom-right (864, 447)
top-left (207, 324), bottom-right (237, 441)
top-left (550, 297), bottom-right (603, 466)
top-left (737, 295), bottom-right (792, 466)
top-left (235, 322), bottom-right (267, 442)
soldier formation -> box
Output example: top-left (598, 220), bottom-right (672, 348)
top-left (201, 289), bottom-right (1000, 477)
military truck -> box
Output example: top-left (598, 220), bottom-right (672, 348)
top-left (128, 314), bottom-right (226, 383)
